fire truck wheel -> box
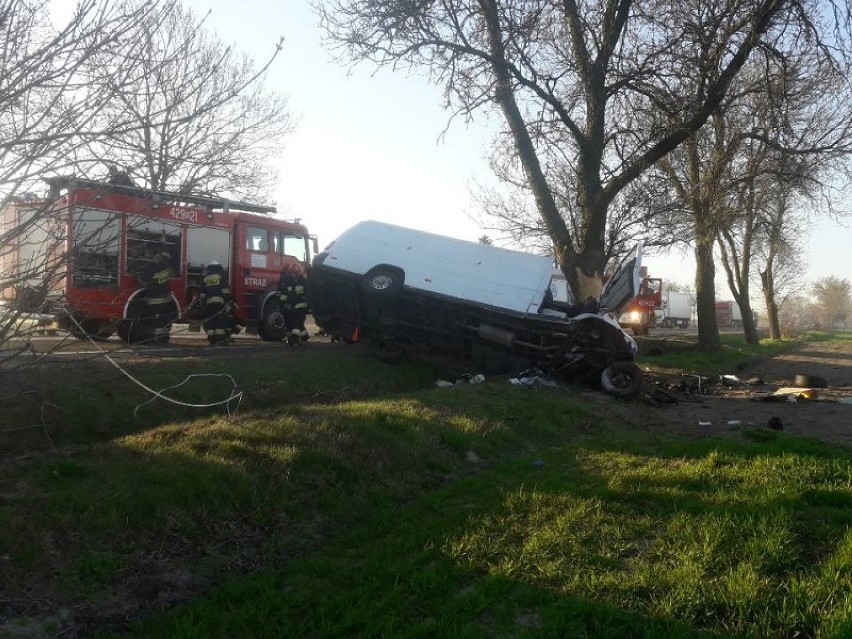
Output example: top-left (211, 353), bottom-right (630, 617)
top-left (121, 298), bottom-right (173, 344)
top-left (258, 302), bottom-right (287, 341)
top-left (600, 361), bottom-right (643, 399)
top-left (70, 319), bottom-right (115, 341)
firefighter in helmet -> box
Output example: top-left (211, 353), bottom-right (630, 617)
top-left (138, 249), bottom-right (176, 343)
top-left (277, 262), bottom-right (310, 346)
top-left (200, 260), bottom-right (233, 345)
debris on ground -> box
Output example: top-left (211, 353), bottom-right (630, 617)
top-left (794, 373), bottom-right (828, 388)
top-left (766, 387), bottom-right (819, 402)
top-left (435, 373), bottom-right (486, 388)
top-left (465, 450), bottom-right (485, 464)
top-left (767, 416), bottom-right (784, 430)
top-left (721, 374), bottom-right (743, 386)
top-left (509, 368), bottom-right (559, 388)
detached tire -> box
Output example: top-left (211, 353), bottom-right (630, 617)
top-left (362, 267), bottom-right (404, 298)
top-left (600, 361), bottom-right (643, 398)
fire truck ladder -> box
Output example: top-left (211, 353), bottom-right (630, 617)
top-left (46, 177), bottom-right (277, 215)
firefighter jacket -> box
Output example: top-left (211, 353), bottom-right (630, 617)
top-left (277, 272), bottom-right (309, 311)
top-left (140, 261), bottom-right (174, 305)
top-left (201, 266), bottom-right (231, 306)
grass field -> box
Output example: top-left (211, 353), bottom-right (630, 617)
top-left (2, 334), bottom-right (852, 638)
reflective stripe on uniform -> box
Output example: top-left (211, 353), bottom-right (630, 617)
top-left (154, 269), bottom-right (172, 284)
top-left (147, 295), bottom-right (172, 305)
top-left (205, 296), bottom-right (225, 305)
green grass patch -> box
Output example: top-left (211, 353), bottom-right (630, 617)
top-left (4, 343), bottom-right (852, 638)
top-left (637, 334), bottom-right (795, 376)
top-left (800, 330), bottom-right (852, 344)
top-left (121, 433), bottom-right (852, 639)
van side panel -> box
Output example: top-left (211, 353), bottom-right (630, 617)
top-left (321, 221), bottom-right (554, 315)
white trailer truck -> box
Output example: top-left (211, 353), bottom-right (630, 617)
top-left (659, 291), bottom-right (692, 328)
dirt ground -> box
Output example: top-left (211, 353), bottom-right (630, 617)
top-left (622, 340), bottom-right (852, 447)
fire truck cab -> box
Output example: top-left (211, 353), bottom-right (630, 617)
top-left (617, 272), bottom-right (662, 336)
top-left (33, 178), bottom-right (316, 342)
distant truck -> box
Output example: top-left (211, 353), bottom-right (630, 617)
top-left (658, 290), bottom-right (692, 328)
top-left (618, 273), bottom-right (661, 336)
top-left (715, 300), bottom-right (758, 328)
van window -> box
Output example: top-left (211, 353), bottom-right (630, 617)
top-left (246, 226), bottom-right (268, 252)
top-left (549, 274), bottom-right (572, 304)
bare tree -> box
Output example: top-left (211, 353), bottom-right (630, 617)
top-left (318, 0), bottom-right (845, 300)
top-left (472, 133), bottom-right (689, 269)
top-left (755, 201), bottom-right (808, 339)
top-left (1, 0), bottom-right (169, 353)
top-left (716, 55), bottom-right (852, 344)
top-left (777, 292), bottom-right (817, 336)
top-left (813, 276), bottom-right (852, 329)
top-left (82, 1), bottom-right (292, 200)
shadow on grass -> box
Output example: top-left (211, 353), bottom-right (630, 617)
top-left (0, 346), bottom-right (447, 457)
top-left (80, 403), bottom-right (852, 638)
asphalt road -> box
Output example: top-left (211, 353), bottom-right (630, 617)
top-left (1, 316), bottom-right (328, 360)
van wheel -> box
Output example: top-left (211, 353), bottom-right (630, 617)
top-left (362, 267), bottom-right (404, 297)
top-left (258, 302), bottom-right (287, 341)
top-left (600, 361), bottom-right (643, 398)
top-left (372, 338), bottom-right (406, 364)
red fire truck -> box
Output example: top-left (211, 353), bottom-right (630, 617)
top-left (617, 269), bottom-right (662, 335)
top-left (7, 178), bottom-right (317, 342)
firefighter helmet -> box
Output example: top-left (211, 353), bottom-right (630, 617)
top-left (208, 260), bottom-right (220, 267)
top-left (157, 251), bottom-right (171, 263)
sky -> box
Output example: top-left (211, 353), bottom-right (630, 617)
top-left (171, 1), bottom-right (852, 297)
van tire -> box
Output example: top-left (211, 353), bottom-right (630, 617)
top-left (600, 361), bottom-right (643, 398)
top-left (362, 267), bottom-right (404, 298)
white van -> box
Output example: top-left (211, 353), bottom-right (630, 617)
top-left (309, 221), bottom-right (643, 396)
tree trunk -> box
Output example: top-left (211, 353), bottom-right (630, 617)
top-left (735, 294), bottom-right (759, 344)
top-left (761, 267), bottom-right (782, 340)
top-left (764, 292), bottom-right (781, 339)
top-left (694, 237), bottom-right (721, 351)
top-left (564, 246), bottom-right (606, 301)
